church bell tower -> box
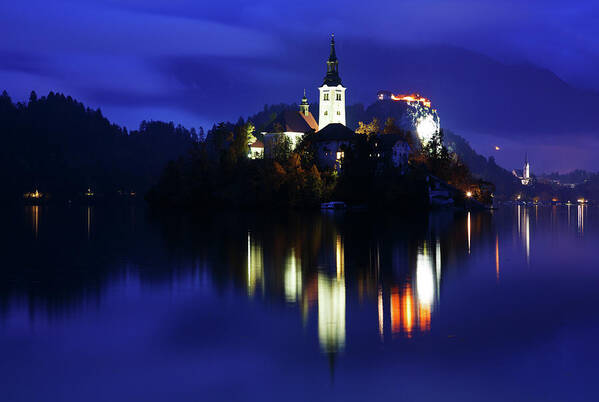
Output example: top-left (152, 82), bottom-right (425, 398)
top-left (318, 34), bottom-right (346, 129)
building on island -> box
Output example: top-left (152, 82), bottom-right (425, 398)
top-left (312, 123), bottom-right (355, 170)
top-left (261, 91), bottom-right (318, 156)
top-left (512, 153), bottom-right (532, 185)
top-left (257, 34), bottom-right (412, 173)
top-left (371, 134), bottom-right (411, 171)
top-left (248, 139), bottom-right (264, 159)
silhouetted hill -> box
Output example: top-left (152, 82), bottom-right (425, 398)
top-left (342, 44), bottom-right (599, 136)
top-left (0, 90), bottom-right (198, 200)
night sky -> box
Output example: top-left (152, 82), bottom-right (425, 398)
top-left (2, 0), bottom-right (599, 172)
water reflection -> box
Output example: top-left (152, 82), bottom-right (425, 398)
top-left (517, 206), bottom-right (531, 265)
top-left (495, 234), bottom-right (500, 281)
top-left (317, 272), bottom-right (346, 354)
top-left (86, 206), bottom-right (92, 240)
top-left (247, 231), bottom-right (264, 297)
top-left (284, 248), bottom-right (302, 303)
top-left (578, 205), bottom-right (585, 235)
top-left (2, 207), bottom-right (525, 358)
top-left (26, 205), bottom-right (40, 239)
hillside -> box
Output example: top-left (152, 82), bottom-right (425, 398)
top-left (0, 91), bottom-right (198, 200)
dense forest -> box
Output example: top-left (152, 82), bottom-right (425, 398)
top-left (0, 90), bottom-right (198, 200)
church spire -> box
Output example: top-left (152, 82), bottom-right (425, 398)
top-left (300, 89), bottom-right (310, 116)
top-left (323, 34), bottom-right (341, 86)
top-left (329, 34), bottom-right (337, 62)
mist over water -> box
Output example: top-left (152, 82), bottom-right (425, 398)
top-left (1, 205), bottom-right (599, 401)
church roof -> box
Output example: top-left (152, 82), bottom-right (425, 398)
top-left (265, 110), bottom-right (318, 133)
top-left (315, 123), bottom-right (355, 142)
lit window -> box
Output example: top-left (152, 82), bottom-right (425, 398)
top-left (336, 93), bottom-right (341, 101)
top-left (324, 93), bottom-right (329, 101)
top-left (336, 151), bottom-right (344, 160)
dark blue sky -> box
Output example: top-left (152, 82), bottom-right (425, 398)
top-left (2, 0), bottom-right (599, 172)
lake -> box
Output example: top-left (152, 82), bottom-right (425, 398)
top-left (1, 204), bottom-right (598, 401)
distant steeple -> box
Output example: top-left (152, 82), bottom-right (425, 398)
top-left (323, 34), bottom-right (342, 86)
top-left (300, 89), bottom-right (310, 116)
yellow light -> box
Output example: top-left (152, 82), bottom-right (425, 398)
top-left (466, 191), bottom-right (472, 198)
top-left (495, 146), bottom-right (500, 150)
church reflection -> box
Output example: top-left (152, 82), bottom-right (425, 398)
top-left (241, 214), bottom-right (456, 351)
top-left (517, 205), bottom-right (531, 264)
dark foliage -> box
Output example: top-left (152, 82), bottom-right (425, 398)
top-left (0, 90), bottom-right (198, 200)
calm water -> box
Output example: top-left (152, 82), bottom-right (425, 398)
top-left (1, 204), bottom-right (598, 401)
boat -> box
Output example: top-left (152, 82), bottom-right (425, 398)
top-left (321, 201), bottom-right (347, 210)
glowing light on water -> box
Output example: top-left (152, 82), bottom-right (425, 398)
top-left (578, 205), bottom-right (585, 234)
top-left (318, 272), bottom-right (346, 354)
top-left (336, 234), bottom-right (344, 279)
top-left (284, 249), bottom-right (302, 303)
top-left (416, 246), bottom-right (434, 332)
top-left (378, 288), bottom-right (384, 340)
top-left (247, 232), bottom-right (264, 297)
top-left (467, 212), bottom-right (471, 254)
top-left (495, 235), bottom-right (500, 281)
top-left (416, 251), bottom-right (434, 307)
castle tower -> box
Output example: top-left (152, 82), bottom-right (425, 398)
top-left (318, 34), bottom-right (346, 129)
top-left (300, 89), bottom-right (310, 116)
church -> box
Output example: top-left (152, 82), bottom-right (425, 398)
top-left (256, 35), bottom-right (410, 171)
top-left (512, 154), bottom-right (532, 186)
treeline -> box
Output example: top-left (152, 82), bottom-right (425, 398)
top-left (146, 122), bottom-right (334, 208)
top-left (0, 90), bottom-right (198, 200)
top-left (146, 116), bottom-right (486, 209)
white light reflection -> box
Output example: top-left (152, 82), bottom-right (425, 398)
top-left (284, 248), bottom-right (302, 303)
top-left (247, 231), bottom-right (264, 297)
top-left (416, 243), bottom-right (435, 332)
top-left (318, 272), bottom-right (346, 354)
top-left (578, 205), bottom-right (585, 235)
top-left (518, 207), bottom-right (530, 265)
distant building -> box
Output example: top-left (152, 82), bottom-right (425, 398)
top-left (318, 35), bottom-right (346, 129)
top-left (512, 153), bottom-right (532, 185)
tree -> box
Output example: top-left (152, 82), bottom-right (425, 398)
top-left (355, 118), bottom-right (379, 136)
